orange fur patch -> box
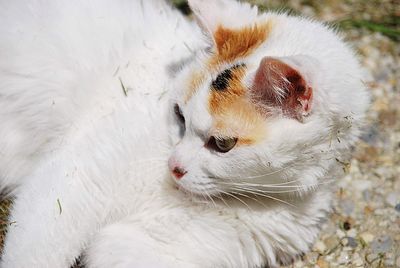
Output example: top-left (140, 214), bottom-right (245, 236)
top-left (212, 100), bottom-right (266, 146)
top-left (209, 21), bottom-right (272, 68)
top-left (185, 71), bottom-right (206, 103)
top-left (185, 21), bottom-right (272, 103)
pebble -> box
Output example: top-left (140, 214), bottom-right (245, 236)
top-left (337, 252), bottom-right (350, 264)
top-left (313, 240), bottom-right (326, 253)
top-left (316, 258), bottom-right (329, 268)
top-left (385, 192), bottom-right (399, 207)
top-left (346, 237), bottom-right (358, 248)
top-left (395, 234), bottom-right (400, 241)
top-left (339, 199), bottom-right (355, 215)
top-left (371, 235), bottom-right (393, 254)
top-left (325, 236), bottom-right (339, 249)
top-left (362, 190), bottom-right (371, 201)
top-left (341, 237), bottom-right (349, 246)
top-left (378, 220), bottom-right (389, 228)
top-left (336, 229), bottom-right (346, 239)
top-left (360, 232), bottom-right (374, 244)
top-left (385, 253), bottom-right (395, 266)
top-left (342, 246), bottom-right (353, 252)
top-left (395, 203), bottom-right (400, 212)
top-left (346, 228), bottom-right (357, 238)
top-left (352, 253), bottom-right (363, 266)
top-left (306, 252), bottom-right (319, 264)
top-left (352, 179), bottom-right (372, 191)
top-left (366, 253), bottom-right (378, 263)
top-left (293, 260), bottom-right (304, 268)
top-left (374, 208), bottom-right (385, 215)
top-left (396, 257), bottom-right (400, 267)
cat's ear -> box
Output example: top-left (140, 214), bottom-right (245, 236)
top-left (250, 55), bottom-right (316, 121)
top-left (188, 0), bottom-right (258, 39)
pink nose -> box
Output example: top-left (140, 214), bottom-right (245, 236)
top-left (172, 166), bottom-right (187, 179)
top-left (168, 157), bottom-right (187, 179)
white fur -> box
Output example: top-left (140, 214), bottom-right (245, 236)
top-left (0, 0), bottom-right (368, 267)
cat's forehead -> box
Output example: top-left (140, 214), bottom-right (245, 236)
top-left (184, 21), bottom-right (273, 103)
top-left (183, 64), bottom-right (266, 145)
top-left (180, 23), bottom-right (275, 144)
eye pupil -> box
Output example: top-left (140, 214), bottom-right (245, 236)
top-left (206, 136), bottom-right (237, 153)
top-left (174, 104), bottom-right (185, 124)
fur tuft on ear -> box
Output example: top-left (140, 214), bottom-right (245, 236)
top-left (188, 0), bottom-right (259, 38)
top-left (251, 56), bottom-right (315, 121)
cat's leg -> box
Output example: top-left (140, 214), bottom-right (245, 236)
top-left (85, 221), bottom-right (184, 268)
top-left (1, 151), bottom-right (114, 268)
top-left (84, 211), bottom-right (251, 268)
top-left (85, 186), bottom-right (333, 268)
top-left (84, 218), bottom-right (196, 268)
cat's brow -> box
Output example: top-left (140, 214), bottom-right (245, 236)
top-left (208, 64), bottom-right (266, 145)
top-left (211, 64), bottom-right (245, 91)
top-left (211, 68), bottom-right (232, 91)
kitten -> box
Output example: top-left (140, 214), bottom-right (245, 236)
top-left (0, 0), bottom-right (368, 267)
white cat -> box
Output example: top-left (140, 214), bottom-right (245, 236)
top-left (0, 0), bottom-right (368, 267)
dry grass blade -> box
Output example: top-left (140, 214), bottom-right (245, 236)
top-left (118, 77), bottom-right (128, 97)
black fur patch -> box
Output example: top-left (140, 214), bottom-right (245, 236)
top-left (211, 64), bottom-right (245, 91)
top-left (212, 69), bottom-right (233, 91)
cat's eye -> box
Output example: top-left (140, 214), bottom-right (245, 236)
top-left (207, 136), bottom-right (238, 153)
top-left (174, 104), bottom-right (185, 124)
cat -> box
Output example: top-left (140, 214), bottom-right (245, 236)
top-left (0, 0), bottom-right (369, 267)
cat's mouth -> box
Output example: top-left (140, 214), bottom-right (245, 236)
top-left (173, 184), bottom-right (217, 204)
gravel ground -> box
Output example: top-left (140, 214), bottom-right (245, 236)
top-left (1, 1), bottom-right (399, 267)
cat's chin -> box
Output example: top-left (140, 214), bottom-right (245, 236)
top-left (172, 181), bottom-right (221, 204)
top-left (177, 188), bottom-right (213, 204)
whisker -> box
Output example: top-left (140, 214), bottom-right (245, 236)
top-left (261, 177), bottom-right (303, 186)
top-left (227, 190), bottom-right (269, 210)
top-left (216, 175), bottom-right (301, 189)
top-left (197, 190), bottom-right (212, 206)
top-left (214, 192), bottom-right (231, 209)
top-left (216, 181), bottom-right (301, 188)
top-left (225, 151), bottom-right (337, 181)
top-left (228, 163), bottom-right (295, 180)
top-left (216, 180), bottom-right (334, 189)
top-left (231, 187), bottom-right (298, 208)
top-left (218, 190), bottom-right (253, 212)
top-left (230, 184), bottom-right (305, 194)
top-left (204, 190), bottom-right (217, 208)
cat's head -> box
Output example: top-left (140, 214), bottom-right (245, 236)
top-left (168, 0), bottom-right (368, 199)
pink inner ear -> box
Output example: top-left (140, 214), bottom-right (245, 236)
top-left (251, 56), bottom-right (313, 121)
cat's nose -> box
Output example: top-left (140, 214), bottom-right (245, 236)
top-left (168, 157), bottom-right (187, 179)
top-left (172, 166), bottom-right (187, 179)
